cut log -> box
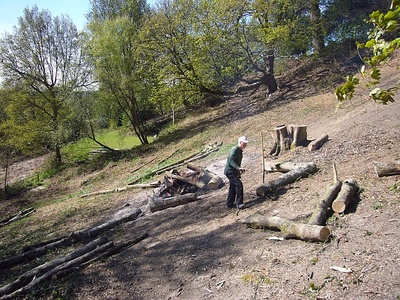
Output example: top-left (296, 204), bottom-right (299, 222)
top-left (264, 161), bottom-right (315, 173)
top-left (332, 178), bottom-right (359, 213)
top-left (309, 163), bottom-right (342, 225)
top-left (149, 193), bottom-right (198, 212)
top-left (373, 161), bottom-right (400, 177)
top-left (242, 212), bottom-right (330, 242)
top-left (207, 175), bottom-right (223, 190)
top-left (167, 173), bottom-right (206, 190)
top-left (308, 133), bottom-right (329, 151)
top-left (288, 124), bottom-right (308, 148)
top-left (256, 162), bottom-right (318, 196)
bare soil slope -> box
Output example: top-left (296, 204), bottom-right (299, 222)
top-left (1, 54), bottom-right (399, 300)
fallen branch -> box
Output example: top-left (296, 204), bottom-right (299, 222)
top-left (0, 207), bottom-right (36, 228)
top-left (242, 212), bottom-right (330, 242)
top-left (256, 162), bottom-right (318, 196)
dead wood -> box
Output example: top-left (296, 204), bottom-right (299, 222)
top-left (308, 133), bottom-right (329, 151)
top-left (288, 124), bottom-right (308, 148)
top-left (308, 163), bottom-right (342, 225)
top-left (0, 208), bottom-right (142, 270)
top-left (373, 161), bottom-right (400, 177)
top-left (167, 173), bottom-right (206, 190)
top-left (70, 208), bottom-right (142, 242)
top-left (256, 162), bottom-right (318, 196)
top-left (0, 237), bottom-right (111, 299)
top-left (242, 212), bottom-right (330, 242)
top-left (0, 207), bottom-right (36, 228)
top-left (207, 175), bottom-right (223, 190)
top-left (149, 193), bottom-right (198, 213)
top-left (332, 178), bottom-right (359, 213)
top-left (126, 181), bottom-right (161, 189)
top-left (264, 161), bottom-right (315, 173)
top-left (130, 156), bottom-right (158, 173)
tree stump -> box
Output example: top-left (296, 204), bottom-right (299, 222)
top-left (288, 124), bottom-right (308, 148)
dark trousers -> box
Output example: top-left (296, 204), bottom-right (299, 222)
top-left (226, 173), bottom-right (243, 208)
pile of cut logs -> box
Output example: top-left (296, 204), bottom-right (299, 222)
top-left (149, 163), bottom-right (223, 212)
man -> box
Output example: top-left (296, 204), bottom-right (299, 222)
top-left (224, 136), bottom-right (249, 209)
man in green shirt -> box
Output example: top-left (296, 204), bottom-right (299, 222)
top-left (224, 136), bottom-right (249, 209)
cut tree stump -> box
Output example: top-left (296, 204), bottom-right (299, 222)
top-left (149, 193), bottom-right (198, 212)
top-left (308, 133), bottom-right (329, 151)
top-left (332, 178), bottom-right (359, 213)
top-left (242, 212), bottom-right (330, 242)
top-left (207, 175), bottom-right (223, 190)
top-left (288, 124), bottom-right (308, 148)
top-left (373, 161), bottom-right (400, 177)
top-left (256, 162), bottom-right (318, 196)
top-left (309, 163), bottom-right (342, 225)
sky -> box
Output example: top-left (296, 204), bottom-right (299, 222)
top-left (0, 0), bottom-right (156, 35)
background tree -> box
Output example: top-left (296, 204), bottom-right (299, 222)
top-left (87, 0), bottom-right (150, 145)
top-left (335, 0), bottom-right (399, 104)
top-left (0, 6), bottom-right (93, 165)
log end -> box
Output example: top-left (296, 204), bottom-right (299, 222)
top-left (332, 201), bottom-right (346, 213)
top-left (318, 226), bottom-right (331, 242)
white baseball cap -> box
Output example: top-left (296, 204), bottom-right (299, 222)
top-left (238, 136), bottom-right (249, 144)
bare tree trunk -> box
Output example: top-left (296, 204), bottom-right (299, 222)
top-left (257, 162), bottom-right (318, 196)
top-left (242, 212), bottom-right (330, 242)
top-left (149, 193), bottom-right (198, 213)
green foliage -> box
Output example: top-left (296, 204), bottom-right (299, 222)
top-left (335, 0), bottom-right (400, 104)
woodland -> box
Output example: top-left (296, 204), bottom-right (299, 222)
top-left (0, 0), bottom-right (399, 299)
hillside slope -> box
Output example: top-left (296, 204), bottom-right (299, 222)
top-left (0, 53), bottom-right (399, 300)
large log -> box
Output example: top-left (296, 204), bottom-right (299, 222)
top-left (332, 178), bottom-right (359, 213)
top-left (256, 162), bottom-right (318, 196)
top-left (308, 133), bottom-right (329, 151)
top-left (242, 212), bottom-right (330, 242)
top-left (264, 161), bottom-right (315, 173)
top-left (373, 161), bottom-right (400, 177)
top-left (308, 162), bottom-right (342, 225)
top-left (149, 193), bottom-right (198, 212)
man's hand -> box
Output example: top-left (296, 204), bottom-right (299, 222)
top-left (239, 168), bottom-right (246, 174)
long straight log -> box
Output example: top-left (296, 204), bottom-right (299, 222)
top-left (1, 239), bottom-right (115, 300)
top-left (149, 193), bottom-right (198, 212)
top-left (242, 212), bottom-right (330, 242)
top-left (0, 237), bottom-right (110, 298)
top-left (256, 162), bottom-right (318, 196)
top-left (308, 162), bottom-right (342, 225)
top-left (332, 178), bottom-right (359, 213)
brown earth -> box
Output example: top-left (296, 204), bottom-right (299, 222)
top-left (1, 53), bottom-right (399, 300)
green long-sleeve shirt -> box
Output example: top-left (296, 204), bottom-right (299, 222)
top-left (224, 145), bottom-right (243, 175)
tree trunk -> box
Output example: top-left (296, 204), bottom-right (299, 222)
top-left (332, 178), bottom-right (359, 213)
top-left (149, 193), bottom-right (198, 213)
top-left (308, 133), bottom-right (329, 151)
top-left (373, 161), bottom-right (400, 177)
top-left (257, 162), bottom-right (318, 196)
top-left (242, 212), bottom-right (330, 242)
